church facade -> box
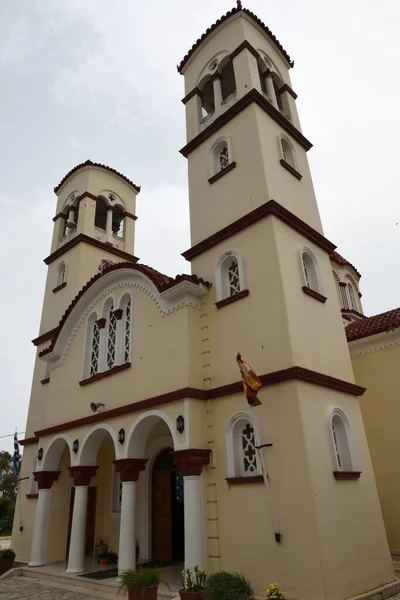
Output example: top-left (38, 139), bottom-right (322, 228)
top-left (12, 5), bottom-right (397, 600)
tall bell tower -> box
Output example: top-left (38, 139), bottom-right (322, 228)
top-left (178, 4), bottom-right (395, 600)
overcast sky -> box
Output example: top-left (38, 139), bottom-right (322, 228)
top-left (1, 0), bottom-right (399, 452)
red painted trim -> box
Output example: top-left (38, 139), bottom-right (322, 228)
top-left (341, 309), bottom-right (365, 319)
top-left (302, 286), bottom-right (327, 303)
top-left (40, 378), bottom-right (50, 385)
top-left (52, 282), bottom-right (67, 294)
top-left (69, 466), bottom-right (99, 486)
top-left (26, 493), bottom-right (39, 499)
top-left (180, 89), bottom-right (311, 157)
top-left (230, 39), bottom-right (260, 60)
top-left (124, 211), bottom-right (137, 221)
top-left (182, 87), bottom-right (202, 105)
top-left (113, 308), bottom-right (123, 320)
top-left (79, 362), bottom-right (131, 386)
top-left (96, 318), bottom-right (107, 329)
top-left (226, 476), bottom-right (264, 485)
top-left (182, 199), bottom-right (336, 261)
top-left (215, 289), bottom-right (249, 309)
top-left (339, 282), bottom-right (347, 287)
top-left (33, 470), bottom-right (61, 490)
top-left (53, 212), bottom-right (67, 222)
top-left (280, 159), bottom-right (302, 180)
top-left (208, 162), bottom-right (237, 184)
top-left (279, 84), bottom-right (298, 99)
top-left (333, 471), bottom-right (362, 480)
top-left (113, 458), bottom-right (148, 482)
top-left (32, 328), bottom-right (59, 347)
top-left (19, 436), bottom-right (38, 446)
top-left (44, 233), bottom-right (139, 266)
top-left (173, 449), bottom-right (211, 476)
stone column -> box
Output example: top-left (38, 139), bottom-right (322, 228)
top-left (28, 471), bottom-right (60, 567)
top-left (113, 459), bottom-right (148, 574)
top-left (212, 73), bottom-right (223, 114)
top-left (173, 449), bottom-right (211, 570)
top-left (265, 71), bottom-right (278, 110)
top-left (66, 466), bottom-right (99, 574)
top-left (106, 206), bottom-right (113, 243)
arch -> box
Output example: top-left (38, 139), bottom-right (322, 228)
top-left (112, 205), bottom-right (125, 238)
top-left (347, 281), bottom-right (358, 311)
top-left (209, 135), bottom-right (233, 176)
top-left (215, 249), bottom-right (245, 301)
top-left (272, 72), bottom-right (285, 111)
top-left (279, 134), bottom-right (297, 170)
top-left (300, 247), bottom-right (323, 294)
top-left (330, 408), bottom-right (357, 471)
top-left (78, 424), bottom-right (118, 466)
top-left (198, 75), bottom-right (215, 119)
top-left (42, 434), bottom-right (73, 471)
top-left (332, 270), bottom-right (340, 283)
top-left (226, 411), bottom-right (261, 478)
top-left (56, 262), bottom-right (66, 287)
top-left (62, 191), bottom-right (80, 211)
top-left (196, 51), bottom-right (231, 87)
top-left (219, 57), bottom-right (236, 102)
top-left (126, 411), bottom-right (179, 458)
top-left (94, 196), bottom-right (108, 230)
top-left (98, 189), bottom-right (126, 210)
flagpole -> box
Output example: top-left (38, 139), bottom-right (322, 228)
top-left (249, 406), bottom-right (281, 542)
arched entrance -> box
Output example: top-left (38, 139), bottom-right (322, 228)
top-left (152, 448), bottom-right (184, 563)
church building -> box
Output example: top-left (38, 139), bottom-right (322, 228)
top-left (12, 4), bottom-right (398, 599)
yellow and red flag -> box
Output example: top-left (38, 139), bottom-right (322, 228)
top-left (236, 353), bottom-right (263, 407)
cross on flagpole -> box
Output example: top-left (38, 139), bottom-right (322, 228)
top-left (236, 353), bottom-right (282, 543)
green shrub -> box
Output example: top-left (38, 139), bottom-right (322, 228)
top-left (181, 565), bottom-right (207, 591)
top-left (119, 567), bottom-right (166, 595)
top-left (204, 571), bottom-right (254, 600)
top-left (266, 582), bottom-right (285, 599)
top-left (0, 548), bottom-right (16, 560)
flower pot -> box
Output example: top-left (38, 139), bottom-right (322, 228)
top-left (179, 590), bottom-right (204, 600)
top-left (0, 558), bottom-right (14, 575)
top-left (127, 584), bottom-right (159, 600)
top-left (99, 558), bottom-right (108, 566)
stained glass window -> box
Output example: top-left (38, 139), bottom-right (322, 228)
top-left (90, 322), bottom-right (100, 376)
top-left (175, 471), bottom-right (184, 503)
top-left (241, 422), bottom-right (258, 473)
top-left (107, 308), bottom-right (117, 369)
top-left (219, 145), bottom-right (229, 170)
top-left (124, 298), bottom-right (131, 362)
top-left (228, 260), bottom-right (241, 296)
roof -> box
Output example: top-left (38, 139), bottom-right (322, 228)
top-left (54, 160), bottom-right (141, 194)
top-left (38, 262), bottom-right (211, 357)
top-left (346, 307), bottom-right (400, 342)
top-left (330, 251), bottom-right (361, 279)
top-left (177, 2), bottom-right (293, 73)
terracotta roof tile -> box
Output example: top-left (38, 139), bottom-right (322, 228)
top-left (330, 251), bottom-right (361, 279)
top-left (177, 4), bottom-right (293, 73)
top-left (346, 308), bottom-right (400, 342)
top-left (54, 160), bottom-right (141, 194)
top-left (38, 262), bottom-right (211, 358)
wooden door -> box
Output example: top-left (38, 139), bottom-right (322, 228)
top-left (66, 486), bottom-right (97, 559)
top-left (152, 470), bottom-right (172, 562)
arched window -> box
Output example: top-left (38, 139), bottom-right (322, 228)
top-left (84, 313), bottom-right (100, 378)
top-left (216, 250), bottom-right (245, 301)
top-left (94, 197), bottom-right (108, 230)
top-left (330, 409), bottom-right (357, 472)
top-left (57, 263), bottom-right (66, 287)
top-left (301, 248), bottom-right (322, 294)
top-left (107, 305), bottom-right (117, 369)
top-left (199, 76), bottom-right (215, 119)
top-left (220, 59), bottom-right (236, 101)
top-left (347, 283), bottom-right (357, 311)
top-left (210, 136), bottom-right (232, 176)
top-left (122, 295), bottom-right (132, 363)
top-left (226, 413), bottom-right (260, 478)
top-left (112, 206), bottom-right (125, 238)
top-left (280, 136), bottom-right (296, 170)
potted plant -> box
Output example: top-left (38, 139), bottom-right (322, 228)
top-left (107, 550), bottom-right (118, 565)
top-left (204, 571), bottom-right (255, 600)
top-left (180, 565), bottom-right (207, 599)
top-left (99, 552), bottom-right (108, 566)
top-left (0, 548), bottom-right (16, 575)
top-left (266, 582), bottom-right (285, 599)
top-left (119, 567), bottom-right (167, 600)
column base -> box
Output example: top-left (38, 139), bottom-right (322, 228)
top-left (28, 561), bottom-right (45, 567)
top-left (66, 567), bottom-right (85, 574)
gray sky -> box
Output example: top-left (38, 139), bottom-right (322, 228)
top-left (1, 0), bottom-right (399, 452)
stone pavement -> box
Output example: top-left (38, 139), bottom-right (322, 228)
top-left (0, 577), bottom-right (119, 600)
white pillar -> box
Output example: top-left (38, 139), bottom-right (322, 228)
top-left (266, 73), bottom-right (278, 110)
top-left (28, 489), bottom-right (51, 567)
top-left (213, 76), bottom-right (223, 114)
top-left (66, 486), bottom-right (88, 574)
top-left (184, 475), bottom-right (205, 570)
top-left (118, 481), bottom-right (136, 574)
top-left (106, 207), bottom-right (113, 243)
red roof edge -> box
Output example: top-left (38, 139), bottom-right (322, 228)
top-left (54, 160), bottom-right (141, 194)
top-left (346, 307), bottom-right (400, 342)
top-left (177, 5), bottom-right (293, 74)
top-left (330, 251), bottom-right (361, 279)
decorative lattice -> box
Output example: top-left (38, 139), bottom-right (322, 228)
top-left (107, 309), bottom-right (117, 369)
top-left (124, 298), bottom-right (131, 362)
top-left (175, 471), bottom-right (184, 503)
top-left (228, 260), bottom-right (241, 296)
top-left (241, 422), bottom-right (258, 473)
top-left (90, 322), bottom-right (100, 376)
top-left (219, 145), bottom-right (229, 170)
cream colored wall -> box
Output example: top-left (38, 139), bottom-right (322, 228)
top-left (94, 439), bottom-right (119, 554)
top-left (351, 344), bottom-right (400, 550)
top-left (46, 447), bottom-right (73, 563)
top-left (298, 383), bottom-right (393, 599)
top-left (11, 445), bottom-right (39, 563)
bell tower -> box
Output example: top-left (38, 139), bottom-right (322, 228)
top-left (177, 4), bottom-right (395, 600)
top-left (38, 160), bottom-right (140, 337)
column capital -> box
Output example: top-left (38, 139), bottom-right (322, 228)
top-left (114, 458), bottom-right (148, 482)
top-left (173, 449), bottom-right (211, 477)
top-left (69, 466), bottom-right (99, 486)
top-left (33, 471), bottom-right (61, 490)
top-left (211, 72), bottom-right (222, 81)
top-left (107, 205), bottom-right (114, 212)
